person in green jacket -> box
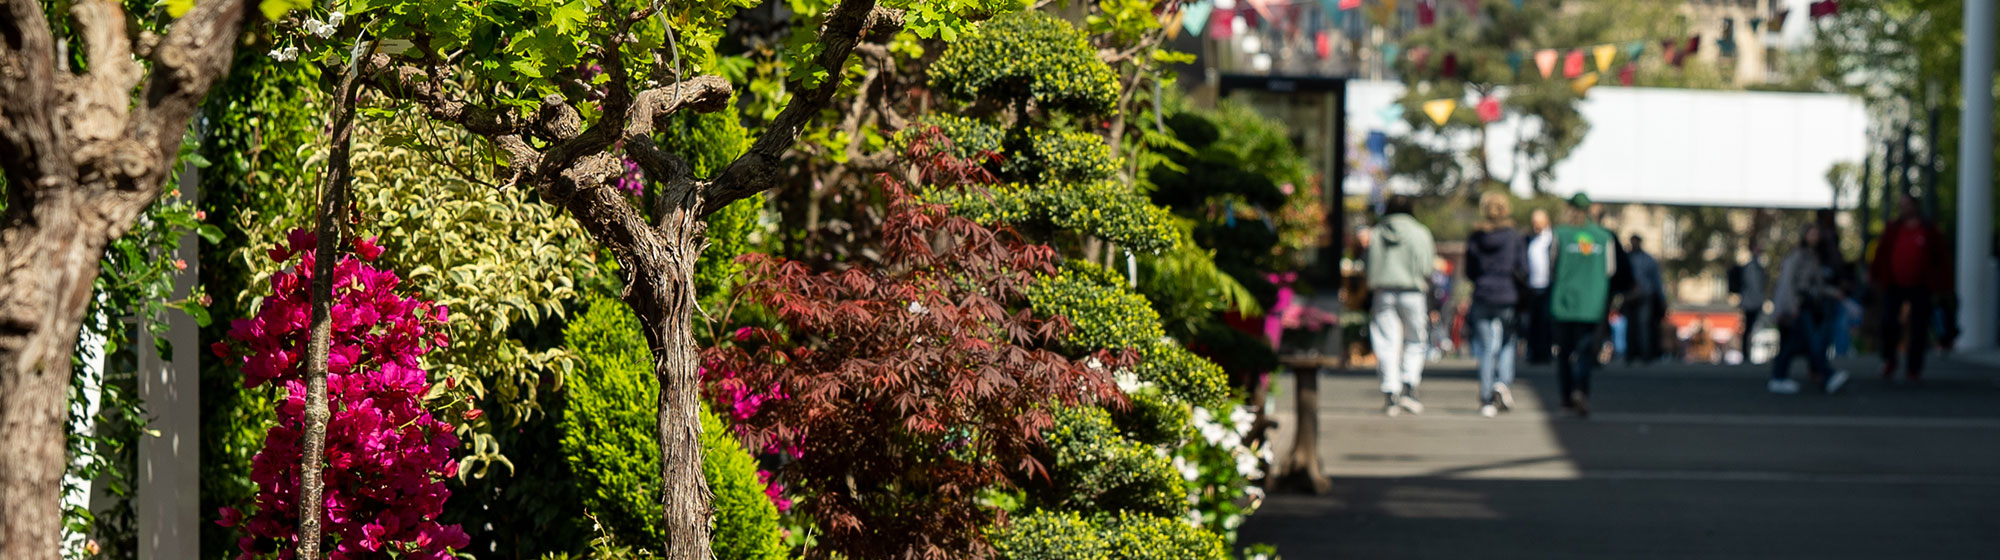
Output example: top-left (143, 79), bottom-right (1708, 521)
top-left (1549, 193), bottom-right (1617, 417)
top-left (1365, 195), bottom-right (1437, 416)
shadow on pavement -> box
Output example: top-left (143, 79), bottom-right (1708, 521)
top-left (1237, 356), bottom-right (2000, 559)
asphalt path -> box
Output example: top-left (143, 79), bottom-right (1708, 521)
top-left (1240, 355), bottom-right (2000, 559)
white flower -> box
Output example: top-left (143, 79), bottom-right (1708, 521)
top-left (268, 46), bottom-right (298, 61)
top-left (1084, 356), bottom-right (1104, 370)
top-left (1191, 406), bottom-right (1213, 426)
top-left (303, 18), bottom-right (331, 38)
top-left (1229, 406), bottom-right (1256, 436)
top-left (1172, 456), bottom-right (1199, 482)
top-left (1235, 451), bottom-right (1262, 478)
top-left (1251, 555), bottom-right (1272, 560)
top-left (1224, 514), bottom-right (1244, 530)
top-left (1113, 369), bottom-right (1145, 393)
top-left (1245, 485), bottom-right (1266, 501)
top-left (326, 11), bottom-right (344, 26)
top-left (1200, 422), bottom-right (1229, 446)
top-left (906, 300), bottom-right (928, 315)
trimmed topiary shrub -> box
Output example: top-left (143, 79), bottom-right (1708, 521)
top-left (929, 11), bottom-right (1119, 116)
top-left (559, 296), bottom-right (785, 560)
top-left (991, 510), bottom-right (1228, 560)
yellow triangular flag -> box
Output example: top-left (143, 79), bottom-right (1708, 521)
top-left (1593, 44), bottom-right (1618, 73)
top-left (1422, 98), bottom-right (1457, 125)
top-left (1162, 9), bottom-right (1185, 39)
top-left (1571, 72), bottom-right (1600, 96)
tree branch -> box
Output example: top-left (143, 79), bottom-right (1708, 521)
top-left (366, 55), bottom-right (527, 136)
top-left (700, 0), bottom-right (904, 217)
top-left (128, 0), bottom-right (250, 189)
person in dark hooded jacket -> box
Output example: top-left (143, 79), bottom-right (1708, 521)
top-left (1464, 192), bottom-right (1525, 417)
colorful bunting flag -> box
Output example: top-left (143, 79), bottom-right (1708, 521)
top-left (1340, 0), bottom-right (1361, 8)
top-left (1506, 51), bottom-right (1524, 76)
top-left (1441, 52), bottom-right (1457, 77)
top-left (1162, 8), bottom-right (1186, 39)
top-left (1808, 0), bottom-right (1838, 19)
top-left (1316, 30), bottom-right (1332, 59)
top-left (1418, 0), bottom-right (1436, 26)
top-left (1750, 17), bottom-right (1763, 33)
top-left (1563, 49), bottom-right (1584, 78)
top-left (1618, 62), bottom-right (1635, 86)
top-left (1625, 40), bottom-right (1646, 61)
top-left (1593, 44), bottom-right (1617, 73)
top-left (1535, 49), bottom-right (1557, 78)
top-left (1422, 98), bottom-right (1456, 126)
top-left (1769, 8), bottom-right (1789, 33)
top-left (1570, 72), bottom-right (1598, 96)
top-left (1686, 34), bottom-right (1701, 55)
top-left (1382, 44), bottom-right (1402, 66)
top-left (1378, 103), bottom-right (1405, 124)
top-left (1511, 0), bottom-right (1523, 7)
top-left (1181, 0), bottom-right (1214, 37)
top-left (1476, 96), bottom-right (1502, 123)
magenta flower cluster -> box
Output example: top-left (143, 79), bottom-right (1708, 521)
top-left (616, 156), bottom-right (645, 196)
top-left (214, 229), bottom-right (469, 559)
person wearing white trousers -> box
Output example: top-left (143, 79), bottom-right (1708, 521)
top-left (1371, 290), bottom-right (1429, 416)
top-left (1363, 195), bottom-right (1437, 416)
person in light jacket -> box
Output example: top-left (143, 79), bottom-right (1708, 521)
top-left (1464, 192), bottom-right (1524, 418)
top-left (1366, 195), bottom-right (1437, 416)
top-left (1769, 224), bottom-right (1850, 395)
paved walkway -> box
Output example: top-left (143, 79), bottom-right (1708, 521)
top-left (1240, 355), bottom-right (2000, 559)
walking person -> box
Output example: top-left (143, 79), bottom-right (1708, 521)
top-left (1465, 192), bottom-right (1525, 418)
top-left (1770, 225), bottom-right (1851, 394)
top-left (1734, 252), bottom-right (1768, 361)
top-left (1548, 194), bottom-right (1616, 417)
top-left (1624, 235), bottom-right (1665, 365)
top-left (1523, 209), bottom-right (1556, 364)
top-left (1871, 193), bottom-right (1953, 383)
top-left (1366, 195), bottom-right (1437, 416)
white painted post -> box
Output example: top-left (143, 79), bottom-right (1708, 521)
top-left (136, 150), bottom-right (200, 560)
top-left (1958, 0), bottom-right (1996, 351)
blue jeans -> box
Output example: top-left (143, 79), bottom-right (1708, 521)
top-left (1772, 310), bottom-right (1834, 381)
top-left (1469, 303), bottom-right (1517, 405)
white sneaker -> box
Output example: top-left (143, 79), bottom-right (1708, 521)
top-left (1825, 370), bottom-right (1850, 394)
top-left (1494, 383), bottom-right (1515, 411)
top-left (1767, 378), bottom-right (1801, 395)
top-left (1397, 395), bottom-right (1425, 415)
top-left (1480, 404), bottom-right (1498, 418)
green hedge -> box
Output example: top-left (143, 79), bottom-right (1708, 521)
top-left (559, 296), bottom-right (785, 560)
top-left (992, 510), bottom-right (1228, 560)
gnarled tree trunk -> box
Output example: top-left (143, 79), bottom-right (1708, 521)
top-left (0, 0), bottom-right (249, 557)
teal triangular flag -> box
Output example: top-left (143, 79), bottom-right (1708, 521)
top-left (1378, 103), bottom-right (1405, 123)
top-left (1381, 43), bottom-right (1401, 65)
top-left (1625, 40), bottom-right (1645, 60)
top-left (1506, 50), bottom-right (1523, 75)
top-left (1182, 1), bottom-right (1215, 37)
top-left (1512, 0), bottom-right (1524, 7)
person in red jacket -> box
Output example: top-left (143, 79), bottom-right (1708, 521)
top-left (1871, 193), bottom-right (1954, 382)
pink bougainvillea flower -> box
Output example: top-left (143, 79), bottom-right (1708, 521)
top-left (216, 228), bottom-right (463, 558)
top-left (355, 235), bottom-right (384, 261)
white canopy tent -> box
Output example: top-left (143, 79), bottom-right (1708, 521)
top-left (1344, 80), bottom-right (1870, 209)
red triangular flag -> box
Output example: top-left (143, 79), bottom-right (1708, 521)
top-left (1418, 0), bottom-right (1436, 26)
top-left (1340, 0), bottom-right (1362, 8)
top-left (1316, 30), bottom-right (1332, 59)
top-left (1441, 52), bottom-right (1458, 77)
top-left (1563, 49), bottom-right (1585, 78)
top-left (1618, 62), bottom-right (1635, 86)
top-left (1476, 96), bottom-right (1502, 123)
top-left (1686, 34), bottom-right (1701, 55)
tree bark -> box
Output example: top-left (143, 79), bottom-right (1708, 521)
top-left (294, 41), bottom-right (370, 559)
top-left (630, 202), bottom-right (715, 560)
top-left (1, 206), bottom-right (112, 560)
top-left (1273, 357), bottom-right (1332, 494)
top-left (0, 0), bottom-right (249, 557)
